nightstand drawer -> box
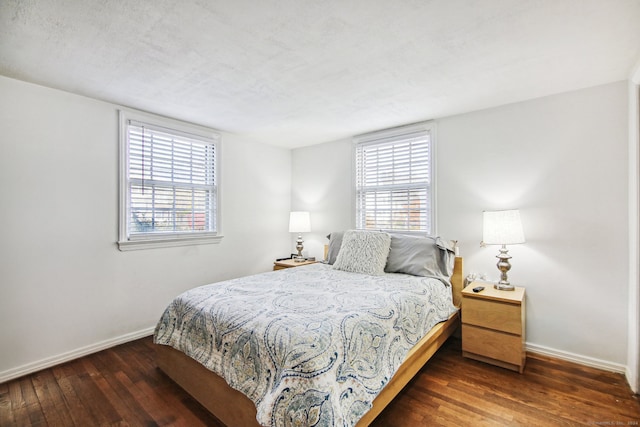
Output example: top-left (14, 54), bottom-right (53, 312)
top-left (462, 324), bottom-right (523, 366)
top-left (462, 297), bottom-right (522, 334)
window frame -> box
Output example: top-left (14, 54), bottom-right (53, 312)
top-left (117, 109), bottom-right (223, 251)
top-left (352, 121), bottom-right (436, 236)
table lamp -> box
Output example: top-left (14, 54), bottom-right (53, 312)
top-left (289, 211), bottom-right (310, 261)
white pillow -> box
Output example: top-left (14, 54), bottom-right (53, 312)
top-left (332, 230), bottom-right (391, 276)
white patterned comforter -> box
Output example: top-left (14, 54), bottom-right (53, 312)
top-left (153, 263), bottom-right (458, 427)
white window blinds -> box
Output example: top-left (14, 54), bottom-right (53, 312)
top-left (118, 110), bottom-right (221, 249)
top-left (355, 123), bottom-right (434, 234)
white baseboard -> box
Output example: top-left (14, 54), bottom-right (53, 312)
top-left (0, 326), bottom-right (155, 384)
top-left (626, 366), bottom-right (639, 394)
top-left (526, 342), bottom-right (627, 374)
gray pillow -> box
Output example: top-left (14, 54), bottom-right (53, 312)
top-left (326, 231), bottom-right (344, 265)
top-left (332, 230), bottom-right (391, 276)
top-left (384, 234), bottom-right (454, 279)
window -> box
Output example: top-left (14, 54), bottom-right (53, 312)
top-left (354, 122), bottom-right (434, 234)
top-left (118, 110), bottom-right (222, 250)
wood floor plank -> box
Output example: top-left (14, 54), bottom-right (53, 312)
top-left (374, 339), bottom-right (639, 426)
top-left (0, 381), bottom-right (16, 426)
top-left (19, 376), bottom-right (46, 426)
top-left (416, 376), bottom-right (515, 424)
top-left (114, 368), bottom-right (176, 426)
top-left (427, 358), bottom-right (591, 425)
top-left (51, 364), bottom-right (96, 427)
top-left (67, 360), bottom-right (120, 426)
top-left (30, 370), bottom-right (73, 427)
top-left (95, 351), bottom-right (158, 425)
top-left (85, 352), bottom-right (155, 427)
top-left (525, 359), bottom-right (639, 415)
top-left (1, 335), bottom-right (638, 426)
top-left (438, 372), bottom-right (565, 420)
top-left (470, 366), bottom-right (621, 425)
top-left (6, 379), bottom-right (29, 427)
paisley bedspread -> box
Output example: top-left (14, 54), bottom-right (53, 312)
top-left (153, 263), bottom-right (457, 427)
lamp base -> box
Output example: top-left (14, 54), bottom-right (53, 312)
top-left (295, 234), bottom-right (304, 261)
top-left (494, 282), bottom-right (515, 291)
top-left (494, 244), bottom-right (515, 291)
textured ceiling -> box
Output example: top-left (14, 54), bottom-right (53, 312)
top-left (1, 0), bottom-right (639, 148)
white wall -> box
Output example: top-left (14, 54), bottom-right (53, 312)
top-left (0, 76), bottom-right (292, 381)
top-left (292, 81), bottom-right (630, 369)
top-left (628, 61), bottom-right (640, 392)
top-left (290, 138), bottom-right (353, 257)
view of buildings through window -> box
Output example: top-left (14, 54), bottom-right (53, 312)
top-left (355, 124), bottom-right (433, 234)
top-left (126, 122), bottom-right (217, 236)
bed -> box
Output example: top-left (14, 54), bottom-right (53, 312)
top-left (154, 231), bottom-right (464, 426)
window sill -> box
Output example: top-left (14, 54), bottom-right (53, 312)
top-left (117, 234), bottom-right (224, 251)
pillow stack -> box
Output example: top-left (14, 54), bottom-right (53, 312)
top-left (328, 230), bottom-right (454, 281)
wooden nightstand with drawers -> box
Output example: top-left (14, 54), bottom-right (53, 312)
top-left (461, 283), bottom-right (526, 373)
top-left (273, 259), bottom-right (317, 271)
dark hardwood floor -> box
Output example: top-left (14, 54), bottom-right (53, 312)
top-left (1, 336), bottom-right (638, 426)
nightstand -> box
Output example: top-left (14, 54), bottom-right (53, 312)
top-left (461, 283), bottom-right (526, 373)
top-left (273, 259), bottom-right (317, 271)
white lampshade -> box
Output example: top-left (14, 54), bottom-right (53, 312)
top-left (289, 211), bottom-right (311, 233)
top-left (482, 210), bottom-right (525, 245)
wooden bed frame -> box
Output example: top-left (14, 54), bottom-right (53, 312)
top-left (156, 257), bottom-right (464, 427)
